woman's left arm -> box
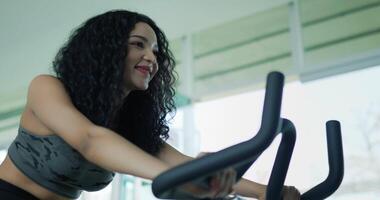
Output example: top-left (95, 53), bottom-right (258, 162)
top-left (156, 142), bottom-right (193, 167)
top-left (156, 143), bottom-right (300, 199)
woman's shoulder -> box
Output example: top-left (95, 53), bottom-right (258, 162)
top-left (30, 74), bottom-right (60, 85)
top-left (27, 74), bottom-right (70, 102)
top-left (28, 74), bottom-right (65, 92)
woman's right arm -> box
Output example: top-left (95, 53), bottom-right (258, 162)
top-left (27, 75), bottom-right (170, 180)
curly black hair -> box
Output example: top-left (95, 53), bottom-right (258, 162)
top-left (53, 10), bottom-right (176, 155)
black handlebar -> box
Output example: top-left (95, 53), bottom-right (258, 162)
top-left (151, 72), bottom-right (344, 200)
top-left (152, 72), bottom-right (286, 199)
top-left (266, 118), bottom-right (296, 200)
top-left (301, 120), bottom-right (344, 200)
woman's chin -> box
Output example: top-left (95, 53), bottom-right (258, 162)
top-left (135, 84), bottom-right (149, 91)
top-left (128, 79), bottom-right (150, 91)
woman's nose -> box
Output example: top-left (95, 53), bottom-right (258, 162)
top-left (143, 50), bottom-right (157, 64)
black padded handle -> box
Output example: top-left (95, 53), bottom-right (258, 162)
top-left (301, 120), bottom-right (344, 200)
top-left (266, 118), bottom-right (296, 200)
top-left (151, 72), bottom-right (285, 199)
top-left (151, 72), bottom-right (344, 200)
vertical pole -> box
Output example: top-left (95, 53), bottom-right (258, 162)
top-left (181, 34), bottom-right (200, 157)
top-left (288, 0), bottom-right (305, 73)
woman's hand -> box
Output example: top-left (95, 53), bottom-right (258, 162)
top-left (256, 185), bottom-right (300, 200)
top-left (176, 152), bottom-right (238, 199)
top-left (208, 168), bottom-right (237, 199)
top-left (179, 168), bottom-right (237, 199)
top-left (195, 152), bottom-right (301, 200)
top-left (282, 185), bottom-right (301, 200)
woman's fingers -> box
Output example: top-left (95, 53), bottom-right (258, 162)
top-left (283, 185), bottom-right (301, 200)
top-left (208, 171), bottom-right (221, 197)
top-left (180, 168), bottom-right (238, 199)
top-left (214, 168), bottom-right (237, 198)
top-left (178, 182), bottom-right (206, 198)
top-left (225, 169), bottom-right (236, 193)
top-left (217, 170), bottom-right (231, 198)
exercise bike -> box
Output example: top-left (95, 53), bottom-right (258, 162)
top-left (152, 72), bottom-right (344, 200)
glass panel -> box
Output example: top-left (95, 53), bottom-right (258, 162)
top-left (0, 149), bottom-right (7, 163)
top-left (191, 5), bottom-right (293, 98)
top-left (194, 65), bottom-right (380, 199)
top-left (120, 176), bottom-right (158, 200)
top-left (300, 0), bottom-right (380, 68)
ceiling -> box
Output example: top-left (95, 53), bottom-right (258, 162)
top-left (0, 0), bottom-right (289, 106)
top-left (1, 0), bottom-right (380, 134)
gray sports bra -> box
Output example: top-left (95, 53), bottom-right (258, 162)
top-left (8, 127), bottom-right (115, 199)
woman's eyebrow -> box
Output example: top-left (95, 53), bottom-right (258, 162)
top-left (129, 35), bottom-right (158, 49)
top-left (129, 35), bottom-right (148, 42)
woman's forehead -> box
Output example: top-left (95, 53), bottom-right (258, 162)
top-left (130, 22), bottom-right (157, 43)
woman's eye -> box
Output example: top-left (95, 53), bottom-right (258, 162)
top-left (130, 41), bottom-right (144, 48)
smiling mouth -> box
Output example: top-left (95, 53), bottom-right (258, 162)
top-left (135, 66), bottom-right (151, 76)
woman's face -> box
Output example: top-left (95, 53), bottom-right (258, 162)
top-left (124, 22), bottom-right (159, 92)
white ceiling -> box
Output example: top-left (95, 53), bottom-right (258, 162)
top-left (1, 0), bottom-right (380, 108)
top-left (0, 0), bottom-right (296, 144)
top-left (0, 0), bottom-right (289, 96)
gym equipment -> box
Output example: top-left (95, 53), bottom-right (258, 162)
top-left (152, 72), bottom-right (344, 200)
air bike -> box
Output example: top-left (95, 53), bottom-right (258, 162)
top-left (152, 72), bottom-right (344, 200)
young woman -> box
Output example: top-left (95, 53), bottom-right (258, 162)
top-left (0, 10), bottom-right (300, 199)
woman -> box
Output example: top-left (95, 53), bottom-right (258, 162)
top-left (0, 10), bottom-right (300, 199)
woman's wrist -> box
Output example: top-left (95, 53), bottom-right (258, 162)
top-left (233, 179), bottom-right (267, 198)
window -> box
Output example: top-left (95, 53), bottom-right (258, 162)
top-left (194, 66), bottom-right (380, 199)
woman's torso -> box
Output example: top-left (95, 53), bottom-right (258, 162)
top-left (0, 105), bottom-right (70, 200)
top-left (0, 103), bottom-right (114, 199)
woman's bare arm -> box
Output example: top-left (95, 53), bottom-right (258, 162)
top-left (233, 179), bottom-right (266, 199)
top-left (27, 75), bottom-right (169, 180)
top-left (156, 144), bottom-right (268, 198)
top-left (156, 142), bottom-right (193, 167)
top-left (157, 146), bottom-right (302, 199)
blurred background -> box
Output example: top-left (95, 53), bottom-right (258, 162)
top-left (1, 0), bottom-right (380, 199)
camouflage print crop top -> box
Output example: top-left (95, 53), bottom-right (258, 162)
top-left (8, 126), bottom-right (115, 199)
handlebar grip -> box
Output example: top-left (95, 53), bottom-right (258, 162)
top-left (152, 71), bottom-right (286, 199)
top-left (301, 120), bottom-right (344, 200)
